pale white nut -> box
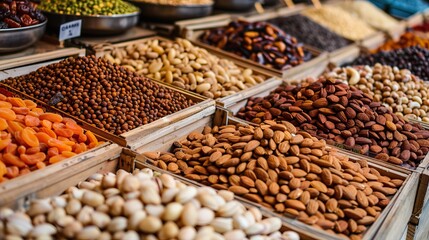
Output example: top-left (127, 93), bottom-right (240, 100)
top-left (282, 231), bottom-right (300, 240)
top-left (178, 226), bottom-right (197, 240)
top-left (197, 207), bottom-right (215, 226)
top-left (211, 217), bottom-right (233, 233)
top-left (6, 214), bottom-right (33, 236)
top-left (29, 223), bottom-right (56, 237)
top-left (410, 101), bottom-right (421, 109)
top-left (175, 186), bottom-right (197, 204)
top-left (346, 67), bottom-right (360, 85)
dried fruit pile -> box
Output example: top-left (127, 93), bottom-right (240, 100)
top-left (0, 0), bottom-right (46, 29)
top-left (0, 94), bottom-right (101, 182)
top-left (236, 75), bottom-right (429, 168)
top-left (0, 169), bottom-right (297, 239)
top-left (145, 121), bottom-right (403, 238)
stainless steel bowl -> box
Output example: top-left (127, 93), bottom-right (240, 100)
top-left (214, 0), bottom-right (257, 11)
top-left (43, 11), bottom-right (139, 36)
top-left (0, 20), bottom-right (47, 53)
top-left (129, 1), bottom-right (213, 22)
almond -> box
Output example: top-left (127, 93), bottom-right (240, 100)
top-left (356, 191), bottom-right (369, 208)
top-left (244, 140), bottom-right (260, 152)
top-left (284, 200), bottom-right (306, 211)
top-left (306, 199), bottom-right (319, 215)
top-left (228, 186), bottom-right (249, 195)
top-left (268, 182), bottom-right (280, 195)
top-left (321, 169), bottom-right (333, 186)
top-left (289, 178), bottom-right (301, 189)
top-left (326, 199), bottom-right (338, 213)
top-left (343, 185), bottom-right (357, 200)
top-left (255, 180), bottom-right (268, 195)
top-left (344, 209), bottom-right (365, 220)
top-left (313, 98), bottom-right (328, 108)
top-left (310, 181), bottom-right (328, 193)
top-left (240, 176), bottom-right (255, 188)
top-left (292, 169), bottom-right (307, 178)
top-left (267, 155), bottom-right (280, 168)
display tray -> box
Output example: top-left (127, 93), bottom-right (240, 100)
top-left (0, 145), bottom-right (309, 240)
top-left (0, 59), bottom-right (217, 150)
top-left (0, 40), bottom-right (85, 71)
top-left (94, 36), bottom-right (281, 108)
top-left (131, 110), bottom-right (418, 240)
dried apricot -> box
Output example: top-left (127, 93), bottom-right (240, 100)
top-left (0, 138), bottom-right (11, 151)
top-left (15, 114), bottom-right (25, 123)
top-left (39, 127), bottom-right (56, 138)
top-left (0, 119), bottom-right (7, 131)
top-left (61, 151), bottom-right (77, 158)
top-left (0, 109), bottom-right (16, 121)
top-left (0, 101), bottom-right (12, 109)
top-left (21, 127), bottom-right (39, 147)
top-left (3, 153), bottom-right (25, 168)
top-left (36, 161), bottom-right (46, 169)
top-left (5, 166), bottom-right (19, 178)
top-left (47, 147), bottom-right (59, 157)
top-left (35, 132), bottom-right (52, 144)
top-left (24, 115), bottom-right (40, 127)
top-left (31, 108), bottom-right (44, 115)
top-left (20, 152), bottom-right (46, 165)
top-left (47, 138), bottom-right (72, 152)
top-left (26, 147), bottom-right (40, 155)
top-left (17, 145), bottom-right (26, 155)
top-left (12, 107), bottom-right (29, 115)
top-left (41, 120), bottom-right (52, 129)
top-left (23, 100), bottom-right (37, 109)
top-left (74, 143), bottom-right (87, 154)
top-left (66, 121), bottom-right (83, 135)
top-left (0, 94), bottom-right (7, 101)
top-left (39, 113), bottom-right (63, 123)
top-left (5, 143), bottom-right (17, 155)
top-left (49, 155), bottom-right (67, 164)
top-left (0, 161), bottom-right (6, 177)
top-left (8, 98), bottom-right (26, 107)
top-left (78, 133), bottom-right (87, 142)
top-left (19, 168), bottom-right (30, 175)
top-left (86, 131), bottom-right (98, 145)
top-left (7, 120), bottom-right (24, 133)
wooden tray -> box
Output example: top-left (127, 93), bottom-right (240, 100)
top-left (0, 59), bottom-right (217, 149)
top-left (181, 15), bottom-right (329, 79)
top-left (408, 170), bottom-right (429, 240)
top-left (0, 142), bottom-right (122, 209)
top-left (130, 109), bottom-right (418, 240)
top-left (0, 45), bottom-right (85, 71)
top-left (94, 35), bottom-right (280, 108)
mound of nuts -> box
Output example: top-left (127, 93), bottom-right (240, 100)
top-left (332, 64), bottom-right (429, 122)
top-left (145, 121), bottom-right (403, 238)
top-left (103, 38), bottom-right (266, 99)
top-left (236, 76), bottom-right (429, 167)
top-left (3, 56), bottom-right (194, 135)
top-left (0, 169), bottom-right (299, 240)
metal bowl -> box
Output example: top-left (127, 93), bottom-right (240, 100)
top-left (0, 20), bottom-right (47, 53)
top-left (129, 1), bottom-right (213, 22)
top-left (43, 11), bottom-right (139, 36)
top-left (214, 0), bottom-right (257, 11)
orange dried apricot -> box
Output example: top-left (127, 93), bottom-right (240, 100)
top-left (47, 138), bottom-right (72, 152)
top-left (49, 155), bottom-right (67, 164)
top-left (0, 101), bottom-right (12, 109)
top-left (15, 114), bottom-right (25, 123)
top-left (78, 133), bottom-right (87, 142)
top-left (21, 127), bottom-right (39, 147)
top-left (7, 120), bottom-right (24, 133)
top-left (19, 168), bottom-right (30, 175)
top-left (24, 115), bottom-right (40, 127)
top-left (35, 132), bottom-right (51, 144)
top-left (39, 127), bottom-right (56, 138)
top-left (0, 119), bottom-right (7, 131)
top-left (74, 143), bottom-right (87, 154)
top-left (0, 94), bottom-right (7, 101)
top-left (17, 145), bottom-right (26, 155)
top-left (47, 147), bottom-right (59, 157)
top-left (39, 113), bottom-right (63, 123)
top-left (5, 166), bottom-right (19, 178)
top-left (36, 161), bottom-right (46, 169)
top-left (31, 108), bottom-right (44, 115)
top-left (5, 143), bottom-right (17, 155)
top-left (66, 121), bottom-right (83, 135)
top-left (20, 152), bottom-right (46, 165)
top-left (8, 98), bottom-right (26, 107)
top-left (0, 109), bottom-right (16, 121)
top-left (26, 146), bottom-right (40, 155)
top-left (12, 107), bottom-right (29, 115)
top-left (86, 131), bottom-right (98, 145)
top-left (0, 161), bottom-right (6, 177)
top-left (0, 138), bottom-right (11, 151)
top-left (61, 151), bottom-right (77, 158)
top-left (41, 120), bottom-right (52, 129)
top-left (23, 100), bottom-right (37, 109)
top-left (3, 153), bottom-right (25, 168)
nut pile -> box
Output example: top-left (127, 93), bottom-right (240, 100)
top-left (336, 1), bottom-right (398, 31)
top-left (333, 64), bottom-right (429, 122)
top-left (236, 76), bottom-right (429, 167)
top-left (0, 93), bottom-right (101, 182)
top-left (103, 38), bottom-right (266, 99)
top-left (350, 46), bottom-right (429, 81)
top-left (39, 0), bottom-right (139, 15)
top-left (3, 56), bottom-right (194, 135)
top-left (0, 169), bottom-right (299, 240)
top-left (375, 32), bottom-right (429, 52)
top-left (200, 20), bottom-right (311, 70)
top-left (302, 6), bottom-right (375, 41)
top-left (268, 14), bottom-right (351, 52)
top-left (146, 121), bottom-right (403, 238)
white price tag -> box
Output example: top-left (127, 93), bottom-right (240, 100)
top-left (59, 20), bottom-right (82, 41)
